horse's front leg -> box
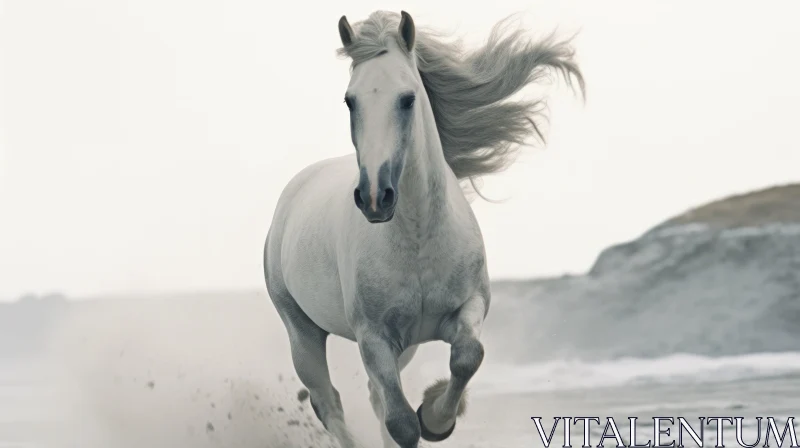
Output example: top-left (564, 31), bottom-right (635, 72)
top-left (357, 331), bottom-right (421, 448)
top-left (368, 345), bottom-right (418, 448)
top-left (267, 288), bottom-right (359, 448)
top-left (417, 294), bottom-right (487, 442)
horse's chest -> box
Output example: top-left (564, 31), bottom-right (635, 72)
top-left (347, 224), bottom-right (487, 344)
top-left (415, 261), bottom-right (473, 310)
top-left (355, 245), bottom-right (483, 318)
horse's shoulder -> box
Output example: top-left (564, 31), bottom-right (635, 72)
top-left (273, 155), bottom-right (353, 208)
top-left (288, 154), bottom-right (353, 186)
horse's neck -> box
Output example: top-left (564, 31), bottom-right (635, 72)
top-left (393, 109), bottom-right (454, 237)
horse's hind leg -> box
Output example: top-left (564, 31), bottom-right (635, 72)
top-left (417, 295), bottom-right (487, 442)
top-left (358, 334), bottom-right (421, 448)
top-left (268, 288), bottom-right (358, 448)
top-left (368, 345), bottom-right (418, 448)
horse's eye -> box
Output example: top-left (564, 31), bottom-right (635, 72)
top-left (344, 97), bottom-right (354, 111)
top-left (399, 94), bottom-right (415, 110)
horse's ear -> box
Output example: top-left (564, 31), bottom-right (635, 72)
top-left (398, 11), bottom-right (415, 52)
top-left (338, 15), bottom-right (355, 47)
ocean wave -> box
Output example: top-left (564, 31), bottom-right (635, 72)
top-left (471, 352), bottom-right (800, 395)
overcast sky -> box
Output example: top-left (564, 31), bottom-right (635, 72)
top-left (1, 0), bottom-right (798, 301)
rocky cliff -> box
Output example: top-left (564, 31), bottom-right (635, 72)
top-left (484, 183), bottom-right (800, 363)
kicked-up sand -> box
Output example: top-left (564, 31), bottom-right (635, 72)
top-left (33, 291), bottom-right (494, 448)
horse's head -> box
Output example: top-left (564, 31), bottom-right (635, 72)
top-left (338, 11), bottom-right (420, 224)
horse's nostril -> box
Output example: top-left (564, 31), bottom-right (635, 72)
top-left (381, 188), bottom-right (395, 207)
top-left (354, 188), bottom-right (365, 209)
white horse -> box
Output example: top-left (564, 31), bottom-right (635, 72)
top-left (263, 10), bottom-right (583, 448)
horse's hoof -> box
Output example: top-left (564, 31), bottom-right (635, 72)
top-left (416, 404), bottom-right (455, 442)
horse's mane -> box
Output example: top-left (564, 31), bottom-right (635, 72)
top-left (337, 11), bottom-right (585, 196)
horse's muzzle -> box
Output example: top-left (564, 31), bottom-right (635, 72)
top-left (354, 186), bottom-right (397, 223)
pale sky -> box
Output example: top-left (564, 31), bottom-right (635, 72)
top-left (1, 0), bottom-right (798, 301)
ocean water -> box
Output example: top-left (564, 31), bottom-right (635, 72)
top-left (1, 287), bottom-right (798, 448)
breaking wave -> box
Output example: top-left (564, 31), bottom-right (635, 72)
top-left (472, 351), bottom-right (800, 395)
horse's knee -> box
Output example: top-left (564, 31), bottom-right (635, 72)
top-left (309, 396), bottom-right (326, 429)
top-left (367, 380), bottom-right (381, 411)
top-left (332, 387), bottom-right (343, 408)
top-left (385, 408), bottom-right (421, 448)
top-left (308, 387), bottom-right (344, 429)
top-left (450, 338), bottom-right (484, 379)
top-left (367, 380), bottom-right (381, 404)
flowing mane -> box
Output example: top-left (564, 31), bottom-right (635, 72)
top-left (337, 10), bottom-right (585, 187)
